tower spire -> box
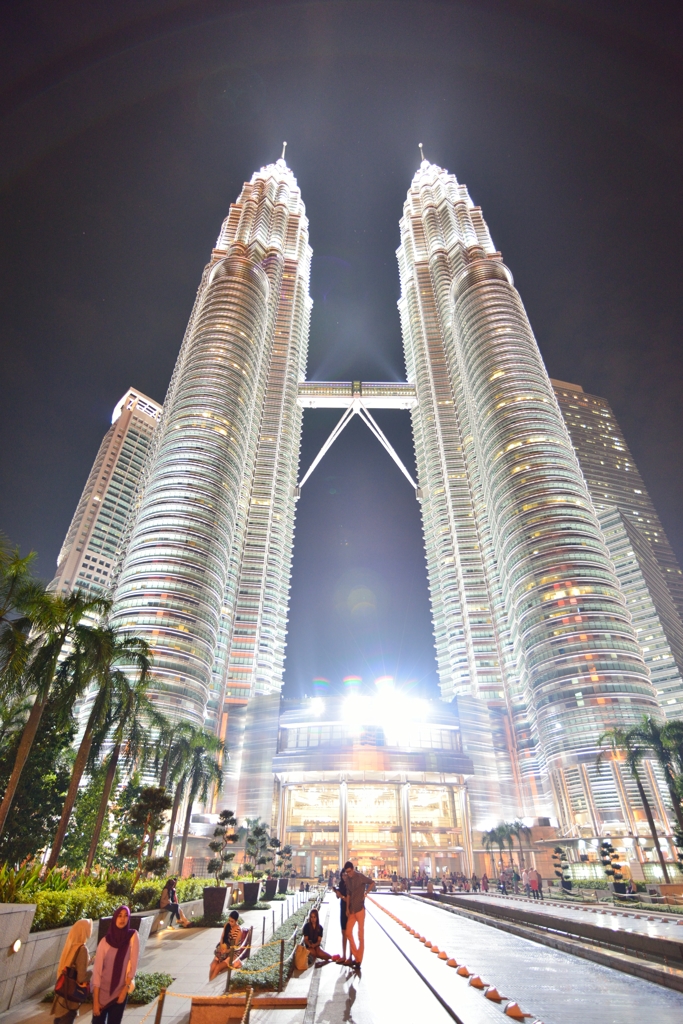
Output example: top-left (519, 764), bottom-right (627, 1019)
top-left (281, 140), bottom-right (287, 161)
top-left (418, 142), bottom-right (425, 163)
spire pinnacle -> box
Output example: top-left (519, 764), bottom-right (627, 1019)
top-left (418, 142), bottom-right (425, 163)
top-left (281, 140), bottom-right (287, 161)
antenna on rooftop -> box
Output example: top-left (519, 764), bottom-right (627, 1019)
top-left (419, 142), bottom-right (425, 162)
top-left (281, 141), bottom-right (287, 161)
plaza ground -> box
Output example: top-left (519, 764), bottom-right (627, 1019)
top-left (3, 892), bottom-right (683, 1024)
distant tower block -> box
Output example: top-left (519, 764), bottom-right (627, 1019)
top-left (50, 388), bottom-right (161, 599)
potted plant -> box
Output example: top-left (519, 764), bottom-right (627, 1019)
top-left (242, 818), bottom-right (269, 904)
top-left (204, 809), bottom-right (238, 919)
top-left (276, 844), bottom-right (293, 893)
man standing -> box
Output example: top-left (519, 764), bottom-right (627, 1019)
top-left (343, 860), bottom-right (374, 971)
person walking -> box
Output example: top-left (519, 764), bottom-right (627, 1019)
top-left (534, 868), bottom-right (544, 900)
top-left (52, 919), bottom-right (92, 1024)
top-left (334, 866), bottom-right (350, 963)
top-left (160, 879), bottom-right (189, 928)
top-left (343, 860), bottom-right (374, 971)
top-left (529, 869), bottom-right (539, 899)
top-left (522, 868), bottom-right (530, 897)
top-left (92, 907), bottom-right (139, 1024)
top-left (481, 872), bottom-right (489, 893)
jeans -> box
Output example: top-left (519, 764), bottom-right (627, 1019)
top-left (93, 996), bottom-right (128, 1024)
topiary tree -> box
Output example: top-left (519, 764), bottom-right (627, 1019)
top-left (552, 846), bottom-right (572, 890)
top-left (207, 808), bottom-right (238, 885)
top-left (243, 818), bottom-right (269, 881)
top-left (115, 786), bottom-right (172, 885)
top-left (276, 843), bottom-right (293, 878)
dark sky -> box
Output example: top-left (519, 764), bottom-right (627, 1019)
top-left (1, 1), bottom-right (683, 700)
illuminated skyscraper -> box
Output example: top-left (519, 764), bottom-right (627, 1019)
top-left (51, 388), bottom-right (161, 598)
top-left (110, 156), bottom-right (311, 732)
top-left (553, 380), bottom-right (683, 718)
top-left (398, 158), bottom-right (664, 833)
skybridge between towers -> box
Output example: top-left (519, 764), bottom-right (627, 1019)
top-left (295, 380), bottom-right (420, 496)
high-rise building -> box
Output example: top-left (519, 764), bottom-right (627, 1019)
top-left (552, 380), bottom-right (683, 620)
top-left (94, 154), bottom-right (679, 878)
top-left (397, 158), bottom-right (665, 837)
top-left (51, 388), bottom-right (161, 598)
top-left (109, 156), bottom-right (311, 735)
top-left (552, 380), bottom-right (683, 718)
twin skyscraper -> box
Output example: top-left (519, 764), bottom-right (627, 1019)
top-left (55, 153), bottom-right (683, 839)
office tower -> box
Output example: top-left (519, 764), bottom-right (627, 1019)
top-left (110, 157), bottom-right (311, 731)
top-left (50, 388), bottom-right (161, 598)
top-left (552, 380), bottom-right (683, 717)
top-left (552, 380), bottom-right (683, 620)
top-left (397, 158), bottom-right (663, 830)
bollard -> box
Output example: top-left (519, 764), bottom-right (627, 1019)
top-left (225, 964), bottom-right (232, 994)
top-left (278, 938), bottom-right (285, 992)
top-left (281, 903), bottom-right (284, 925)
top-left (262, 917), bottom-right (265, 947)
top-left (272, 910), bottom-right (275, 936)
top-left (154, 988), bottom-right (167, 1024)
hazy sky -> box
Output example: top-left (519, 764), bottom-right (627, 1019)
top-left (1, 0), bottom-right (683, 699)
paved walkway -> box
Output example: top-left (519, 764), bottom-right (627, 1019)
top-left (5, 892), bottom-right (683, 1024)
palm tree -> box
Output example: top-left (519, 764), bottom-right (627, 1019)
top-left (598, 726), bottom-right (671, 883)
top-left (631, 716), bottom-right (683, 833)
top-left (0, 588), bottom-right (110, 835)
top-left (663, 720), bottom-right (683, 817)
top-left (500, 822), bottom-right (516, 870)
top-left (176, 732), bottom-right (224, 877)
top-left (146, 719), bottom-right (194, 856)
top-left (0, 539), bottom-right (46, 691)
top-left (84, 673), bottom-right (161, 873)
top-left (481, 828), bottom-right (498, 877)
top-left (510, 819), bottom-right (531, 868)
top-left (47, 626), bottom-right (151, 868)
top-left (164, 730), bottom-right (197, 861)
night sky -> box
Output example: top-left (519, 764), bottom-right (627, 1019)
top-left (1, 1), bottom-right (683, 700)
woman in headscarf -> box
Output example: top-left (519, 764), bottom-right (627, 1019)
top-left (92, 906), bottom-right (139, 1024)
top-left (52, 919), bottom-right (93, 1024)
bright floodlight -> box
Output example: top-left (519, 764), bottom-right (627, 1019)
top-left (309, 697), bottom-right (324, 716)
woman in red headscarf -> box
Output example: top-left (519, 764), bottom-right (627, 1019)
top-left (92, 907), bottom-right (139, 1024)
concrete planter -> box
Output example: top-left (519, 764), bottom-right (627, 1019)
top-left (242, 882), bottom-right (261, 906)
top-left (263, 879), bottom-right (278, 901)
top-left (203, 886), bottom-right (232, 920)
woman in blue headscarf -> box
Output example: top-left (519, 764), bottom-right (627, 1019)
top-left (92, 906), bottom-right (139, 1024)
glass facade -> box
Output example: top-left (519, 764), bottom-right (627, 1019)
top-left (398, 159), bottom-right (663, 832)
top-left (50, 389), bottom-right (161, 599)
top-left (109, 159), bottom-right (311, 729)
top-left (274, 697), bottom-right (473, 877)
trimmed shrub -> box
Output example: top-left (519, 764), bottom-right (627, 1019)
top-left (129, 973), bottom-right (174, 1004)
top-left (24, 888), bottom-right (120, 931)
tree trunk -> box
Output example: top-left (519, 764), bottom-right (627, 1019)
top-left (517, 836), bottom-right (525, 868)
top-left (147, 752), bottom-right (171, 856)
top-left (0, 692), bottom-right (49, 835)
top-left (664, 774), bottom-right (683, 833)
top-left (176, 788), bottom-right (195, 878)
top-left (165, 775), bottom-right (186, 861)
top-left (84, 742), bottom-right (120, 873)
top-left (635, 774), bottom-right (671, 883)
top-left (46, 724), bottom-right (95, 868)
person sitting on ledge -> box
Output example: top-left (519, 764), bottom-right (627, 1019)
top-left (209, 911), bottom-right (246, 980)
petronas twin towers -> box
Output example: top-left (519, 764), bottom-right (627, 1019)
top-left (108, 153), bottom-right (664, 831)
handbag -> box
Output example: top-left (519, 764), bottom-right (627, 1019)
top-left (294, 943), bottom-right (309, 971)
top-left (55, 965), bottom-right (90, 1004)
